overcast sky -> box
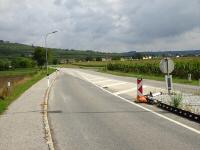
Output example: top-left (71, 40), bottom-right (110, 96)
top-left (0, 0), bottom-right (200, 52)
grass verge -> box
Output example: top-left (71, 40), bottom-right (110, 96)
top-left (0, 68), bottom-right (39, 77)
top-left (60, 63), bottom-right (199, 86)
top-left (0, 68), bottom-right (55, 114)
top-left (99, 69), bottom-right (199, 86)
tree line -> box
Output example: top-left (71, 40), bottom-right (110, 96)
top-left (0, 47), bottom-right (55, 71)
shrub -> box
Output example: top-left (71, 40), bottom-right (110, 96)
top-left (0, 59), bottom-right (10, 71)
top-left (170, 93), bottom-right (183, 108)
top-left (11, 58), bottom-right (36, 68)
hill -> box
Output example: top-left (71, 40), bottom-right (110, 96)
top-left (1, 40), bottom-right (199, 60)
top-left (0, 41), bottom-right (34, 58)
top-left (123, 50), bottom-right (200, 57)
top-left (0, 40), bottom-right (120, 60)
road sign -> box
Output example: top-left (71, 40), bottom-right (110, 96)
top-left (160, 58), bottom-right (174, 94)
top-left (165, 75), bottom-right (173, 91)
top-left (160, 58), bottom-right (174, 74)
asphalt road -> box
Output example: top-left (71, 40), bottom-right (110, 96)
top-left (49, 72), bottom-right (200, 150)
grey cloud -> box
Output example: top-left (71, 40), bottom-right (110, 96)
top-left (0, 0), bottom-right (200, 52)
top-left (134, 0), bottom-right (200, 38)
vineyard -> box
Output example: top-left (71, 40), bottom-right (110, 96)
top-left (107, 57), bottom-right (200, 80)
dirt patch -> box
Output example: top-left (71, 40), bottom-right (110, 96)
top-left (0, 76), bottom-right (31, 99)
top-left (0, 76), bottom-right (24, 88)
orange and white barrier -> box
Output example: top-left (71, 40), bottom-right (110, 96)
top-left (137, 78), bottom-right (143, 96)
top-left (136, 78), bottom-right (147, 103)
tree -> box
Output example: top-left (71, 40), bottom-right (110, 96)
top-left (53, 58), bottom-right (59, 65)
top-left (111, 56), bottom-right (121, 60)
top-left (132, 53), bottom-right (143, 59)
top-left (0, 59), bottom-right (9, 71)
top-left (33, 47), bottom-right (52, 67)
top-left (85, 56), bottom-right (93, 61)
top-left (11, 58), bottom-right (36, 68)
top-left (96, 57), bottom-right (102, 61)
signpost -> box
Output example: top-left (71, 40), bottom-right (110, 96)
top-left (7, 81), bottom-right (11, 87)
top-left (7, 81), bottom-right (11, 96)
top-left (160, 58), bottom-right (174, 94)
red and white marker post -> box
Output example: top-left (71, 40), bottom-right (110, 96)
top-left (137, 78), bottom-right (143, 96)
top-left (136, 78), bottom-right (147, 103)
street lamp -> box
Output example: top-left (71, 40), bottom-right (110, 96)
top-left (45, 30), bottom-right (58, 87)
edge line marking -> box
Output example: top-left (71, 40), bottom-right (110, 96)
top-left (77, 71), bottom-right (200, 135)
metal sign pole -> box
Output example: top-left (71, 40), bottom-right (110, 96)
top-left (166, 58), bottom-right (170, 95)
top-left (163, 58), bottom-right (173, 95)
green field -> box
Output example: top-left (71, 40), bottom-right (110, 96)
top-left (73, 61), bottom-right (108, 68)
top-left (72, 57), bottom-right (200, 86)
top-left (0, 68), bottom-right (55, 114)
top-left (107, 57), bottom-right (200, 80)
top-left (0, 68), bottom-right (39, 77)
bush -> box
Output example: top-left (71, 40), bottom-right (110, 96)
top-left (52, 58), bottom-right (58, 65)
top-left (170, 93), bottom-right (183, 108)
top-left (96, 57), bottom-right (102, 61)
top-left (11, 58), bottom-right (36, 68)
top-left (0, 59), bottom-right (10, 71)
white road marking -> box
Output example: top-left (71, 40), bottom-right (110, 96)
top-left (113, 87), bottom-right (138, 95)
top-left (89, 77), bottom-right (107, 82)
top-left (103, 82), bottom-right (128, 88)
top-left (76, 70), bottom-right (200, 135)
top-left (113, 85), bottom-right (147, 95)
top-left (93, 79), bottom-right (113, 84)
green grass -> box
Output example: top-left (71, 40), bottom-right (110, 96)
top-left (170, 93), bottom-right (183, 108)
top-left (100, 69), bottom-right (199, 86)
top-left (0, 68), bottom-right (55, 114)
top-left (63, 63), bottom-right (199, 86)
top-left (70, 59), bottom-right (199, 86)
top-left (70, 63), bottom-right (199, 86)
top-left (57, 63), bottom-right (103, 71)
top-left (57, 64), bottom-right (81, 68)
top-left (72, 61), bottom-right (107, 68)
top-left (0, 68), bottom-right (39, 77)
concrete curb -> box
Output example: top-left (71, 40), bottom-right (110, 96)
top-left (43, 74), bottom-right (57, 150)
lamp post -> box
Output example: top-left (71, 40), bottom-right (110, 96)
top-left (45, 30), bottom-right (58, 87)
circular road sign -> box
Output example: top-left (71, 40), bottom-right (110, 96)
top-left (160, 58), bottom-right (174, 74)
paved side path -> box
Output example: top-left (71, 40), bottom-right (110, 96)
top-left (0, 73), bottom-right (56, 150)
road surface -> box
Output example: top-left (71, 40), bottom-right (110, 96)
top-left (48, 69), bottom-right (200, 150)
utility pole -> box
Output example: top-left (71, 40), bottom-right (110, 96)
top-left (44, 30), bottom-right (58, 87)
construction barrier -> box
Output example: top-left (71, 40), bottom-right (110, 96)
top-left (136, 78), bottom-right (147, 103)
